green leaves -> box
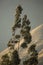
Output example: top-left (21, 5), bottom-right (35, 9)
top-left (12, 50), bottom-right (21, 65)
top-left (15, 35), bottom-right (20, 39)
top-left (16, 5), bottom-right (23, 14)
top-left (29, 44), bottom-right (36, 52)
top-left (21, 42), bottom-right (27, 48)
top-left (1, 54), bottom-right (11, 65)
top-left (26, 19), bottom-right (30, 25)
top-left (15, 5), bottom-right (23, 23)
top-left (27, 44), bottom-right (38, 65)
top-left (28, 57), bottom-right (38, 65)
top-left (1, 54), bottom-right (9, 60)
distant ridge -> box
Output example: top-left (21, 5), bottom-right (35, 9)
top-left (31, 24), bottom-right (43, 34)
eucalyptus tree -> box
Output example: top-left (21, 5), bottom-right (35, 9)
top-left (1, 5), bottom-right (38, 65)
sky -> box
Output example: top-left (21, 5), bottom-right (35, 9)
top-left (0, 0), bottom-right (43, 51)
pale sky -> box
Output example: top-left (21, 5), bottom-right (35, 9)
top-left (0, 0), bottom-right (43, 51)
